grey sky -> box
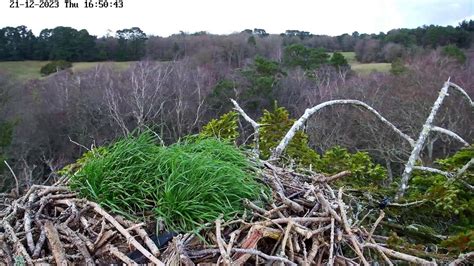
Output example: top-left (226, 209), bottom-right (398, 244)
top-left (0, 0), bottom-right (472, 37)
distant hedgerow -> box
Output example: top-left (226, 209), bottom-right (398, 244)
top-left (40, 60), bottom-right (72, 76)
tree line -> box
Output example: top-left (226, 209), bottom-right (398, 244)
top-left (0, 21), bottom-right (472, 62)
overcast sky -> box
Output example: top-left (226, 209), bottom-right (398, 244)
top-left (1, 0), bottom-right (473, 37)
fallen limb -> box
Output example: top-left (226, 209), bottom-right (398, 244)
top-left (115, 216), bottom-right (161, 257)
top-left (58, 224), bottom-right (94, 265)
top-left (106, 244), bottom-right (138, 265)
top-left (270, 99), bottom-right (415, 160)
top-left (363, 243), bottom-right (435, 265)
top-left (231, 99), bottom-right (261, 155)
top-left (44, 221), bottom-right (68, 265)
top-left (338, 188), bottom-right (369, 265)
top-left (449, 251), bottom-right (474, 266)
top-left (189, 248), bottom-right (297, 266)
top-left (2, 221), bottom-right (33, 265)
top-left (87, 201), bottom-right (165, 266)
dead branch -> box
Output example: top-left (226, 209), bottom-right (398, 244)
top-left (338, 188), bottom-right (369, 265)
top-left (328, 217), bottom-right (335, 266)
top-left (4, 160), bottom-right (19, 197)
top-left (430, 126), bottom-right (469, 146)
top-left (367, 211), bottom-right (385, 242)
top-left (106, 244), bottom-right (138, 265)
top-left (58, 224), bottom-right (94, 265)
top-left (231, 99), bottom-right (261, 155)
top-left (449, 251), bottom-right (474, 266)
top-left (44, 221), bottom-right (68, 265)
top-left (2, 221), bottom-right (33, 264)
top-left (363, 243), bottom-right (435, 265)
top-left (115, 216), bottom-right (161, 257)
top-left (397, 79), bottom-right (469, 199)
top-left (87, 201), bottom-right (165, 266)
top-left (270, 99), bottom-right (416, 160)
top-left (448, 81), bottom-right (474, 107)
top-left (215, 218), bottom-right (231, 265)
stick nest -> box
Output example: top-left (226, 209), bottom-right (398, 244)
top-left (1, 163), bottom-right (470, 265)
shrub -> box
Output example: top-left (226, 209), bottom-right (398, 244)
top-left (40, 60), bottom-right (72, 76)
top-left (69, 132), bottom-right (264, 232)
top-left (442, 45), bottom-right (466, 64)
top-left (314, 146), bottom-right (386, 186)
top-left (258, 102), bottom-right (320, 166)
top-left (330, 52), bottom-right (349, 69)
top-left (410, 146), bottom-right (473, 220)
top-left (199, 111), bottom-right (239, 142)
top-left (390, 58), bottom-right (408, 75)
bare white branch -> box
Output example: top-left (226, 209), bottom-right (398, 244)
top-left (270, 99), bottom-right (415, 160)
top-left (448, 82), bottom-right (474, 107)
top-left (231, 99), bottom-right (261, 156)
top-left (455, 158), bottom-right (473, 178)
top-left (412, 166), bottom-right (452, 177)
top-left (397, 80), bottom-right (451, 199)
top-left (431, 126), bottom-right (469, 146)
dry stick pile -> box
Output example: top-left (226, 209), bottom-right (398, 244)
top-left (0, 178), bottom-right (165, 265)
top-left (0, 162), bottom-right (467, 265)
top-left (162, 162), bottom-right (439, 265)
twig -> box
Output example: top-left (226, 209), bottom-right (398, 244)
top-left (244, 199), bottom-right (266, 214)
top-left (319, 170), bottom-right (351, 183)
top-left (388, 200), bottom-right (426, 207)
top-left (367, 210), bottom-right (385, 242)
top-left (231, 99), bottom-right (261, 155)
top-left (315, 192), bottom-right (341, 223)
top-left (259, 217), bottom-right (330, 226)
top-left (58, 224), bottom-right (94, 265)
top-left (363, 243), bottom-right (435, 265)
top-left (328, 217), bottom-right (335, 266)
top-left (215, 218), bottom-right (231, 265)
top-left (116, 216), bottom-right (161, 257)
top-left (2, 221), bottom-right (33, 264)
top-left (87, 201), bottom-right (165, 265)
top-left (397, 80), bottom-right (450, 199)
top-left (280, 220), bottom-right (293, 257)
top-left (338, 188), bottom-right (369, 265)
top-left (44, 221), bottom-right (68, 265)
top-left (4, 160), bottom-right (19, 197)
top-left (106, 244), bottom-right (138, 265)
top-left (189, 248), bottom-right (297, 266)
top-left (32, 229), bottom-right (46, 258)
top-left (24, 193), bottom-right (36, 253)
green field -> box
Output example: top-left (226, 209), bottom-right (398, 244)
top-left (329, 51), bottom-right (357, 64)
top-left (329, 52), bottom-right (391, 75)
top-left (0, 53), bottom-right (390, 81)
top-left (351, 62), bottom-right (391, 75)
top-left (0, 61), bottom-right (134, 81)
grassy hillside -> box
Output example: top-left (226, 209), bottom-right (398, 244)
top-left (0, 61), bottom-right (134, 81)
top-left (351, 62), bottom-right (391, 75)
top-left (331, 52), bottom-right (391, 75)
top-left (0, 54), bottom-right (390, 81)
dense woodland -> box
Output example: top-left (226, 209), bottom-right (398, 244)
top-left (0, 21), bottom-right (473, 63)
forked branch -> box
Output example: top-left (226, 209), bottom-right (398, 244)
top-left (269, 99), bottom-right (415, 160)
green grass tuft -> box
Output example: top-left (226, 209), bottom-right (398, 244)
top-left (69, 132), bottom-right (264, 232)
